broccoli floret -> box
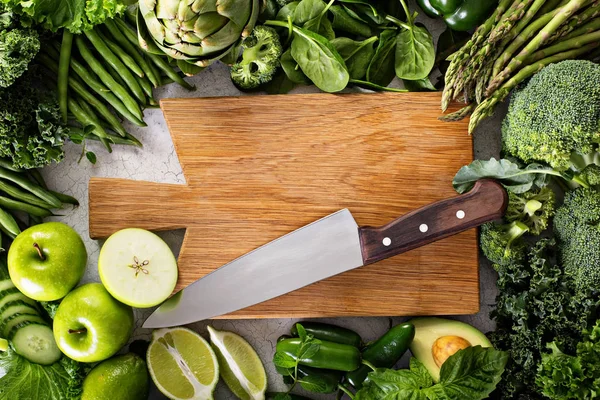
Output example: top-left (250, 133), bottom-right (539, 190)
top-left (230, 26), bottom-right (282, 90)
top-left (480, 221), bottom-right (529, 266)
top-left (554, 187), bottom-right (600, 293)
top-left (502, 60), bottom-right (600, 172)
top-left (505, 187), bottom-right (555, 236)
top-left (579, 164), bottom-right (600, 186)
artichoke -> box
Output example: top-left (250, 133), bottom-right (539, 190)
top-left (138, 0), bottom-right (259, 68)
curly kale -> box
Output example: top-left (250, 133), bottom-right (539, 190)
top-left (490, 239), bottom-right (600, 399)
top-left (0, 5), bottom-right (40, 88)
top-left (554, 187), bottom-right (600, 294)
top-left (502, 60), bottom-right (600, 173)
top-left (536, 321), bottom-right (600, 399)
top-left (0, 68), bottom-right (67, 168)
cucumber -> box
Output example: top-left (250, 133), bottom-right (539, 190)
top-left (0, 289), bottom-right (37, 310)
top-left (1, 313), bottom-right (46, 338)
top-left (0, 279), bottom-right (14, 291)
top-left (10, 322), bottom-right (62, 365)
top-left (0, 300), bottom-right (38, 322)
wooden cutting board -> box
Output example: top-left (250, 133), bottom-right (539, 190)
top-left (89, 92), bottom-right (478, 319)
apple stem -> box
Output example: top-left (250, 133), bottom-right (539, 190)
top-left (68, 328), bottom-right (87, 334)
top-left (33, 243), bottom-right (46, 261)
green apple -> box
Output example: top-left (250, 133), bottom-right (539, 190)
top-left (7, 222), bottom-right (87, 301)
top-left (53, 283), bottom-right (134, 363)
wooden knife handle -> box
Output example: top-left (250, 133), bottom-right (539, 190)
top-left (359, 179), bottom-right (507, 266)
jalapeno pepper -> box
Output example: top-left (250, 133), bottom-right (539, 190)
top-left (276, 338), bottom-right (361, 372)
top-left (291, 322), bottom-right (362, 347)
top-left (416, 0), bottom-right (498, 31)
top-left (346, 323), bottom-right (415, 389)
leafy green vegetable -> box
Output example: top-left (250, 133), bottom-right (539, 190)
top-left (331, 36), bottom-right (376, 80)
top-left (536, 321), bottom-right (600, 399)
top-left (329, 5), bottom-right (372, 37)
top-left (354, 346), bottom-right (508, 400)
top-left (452, 158), bottom-right (562, 194)
top-left (0, 348), bottom-right (86, 400)
top-left (403, 77), bottom-right (436, 92)
top-left (0, 5), bottom-right (40, 88)
top-left (366, 29), bottom-right (397, 86)
top-left (5, 0), bottom-right (125, 33)
top-left (280, 49), bottom-right (309, 84)
top-left (0, 68), bottom-right (68, 169)
top-left (394, 25), bottom-right (435, 81)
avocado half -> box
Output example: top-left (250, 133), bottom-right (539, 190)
top-left (409, 317), bottom-right (492, 382)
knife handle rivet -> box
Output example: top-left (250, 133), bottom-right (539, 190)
top-left (456, 210), bottom-right (466, 219)
top-left (419, 224), bottom-right (429, 233)
top-left (382, 237), bottom-right (392, 246)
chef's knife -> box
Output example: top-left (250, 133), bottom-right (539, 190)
top-left (143, 179), bottom-right (507, 328)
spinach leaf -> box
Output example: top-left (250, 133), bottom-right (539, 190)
top-left (276, 2), bottom-right (299, 21)
top-left (453, 158), bottom-right (561, 194)
top-left (395, 25), bottom-right (435, 80)
top-left (291, 27), bottom-right (349, 92)
top-left (331, 37), bottom-right (377, 80)
top-left (403, 77), bottom-right (436, 92)
top-left (366, 29), bottom-right (397, 86)
top-left (340, 2), bottom-right (387, 25)
top-left (436, 27), bottom-right (470, 76)
top-left (329, 5), bottom-right (372, 37)
top-left (293, 0), bottom-right (326, 25)
top-left (350, 79), bottom-right (407, 92)
top-left (280, 49), bottom-right (309, 84)
top-left (304, 14), bottom-right (335, 41)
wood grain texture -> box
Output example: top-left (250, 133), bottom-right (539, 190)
top-left (89, 92), bottom-right (478, 319)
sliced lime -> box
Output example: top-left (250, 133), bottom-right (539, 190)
top-left (98, 228), bottom-right (178, 308)
top-left (0, 338), bottom-right (7, 352)
top-left (147, 327), bottom-right (219, 400)
top-left (208, 326), bottom-right (267, 400)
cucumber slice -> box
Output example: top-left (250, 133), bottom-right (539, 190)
top-left (10, 322), bottom-right (61, 365)
top-left (1, 313), bottom-right (46, 338)
top-left (0, 289), bottom-right (37, 310)
top-left (0, 279), bottom-right (14, 292)
top-left (0, 300), bottom-right (38, 323)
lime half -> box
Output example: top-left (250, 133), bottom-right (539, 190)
top-left (0, 338), bottom-right (7, 352)
top-left (98, 228), bottom-right (178, 308)
top-left (208, 326), bottom-right (267, 400)
top-left (147, 327), bottom-right (219, 400)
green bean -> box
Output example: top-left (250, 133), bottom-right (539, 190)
top-left (0, 180), bottom-right (54, 209)
top-left (49, 191), bottom-right (79, 206)
top-left (38, 53), bottom-right (128, 137)
top-left (75, 36), bottom-right (143, 120)
top-left (113, 18), bottom-right (190, 89)
top-left (96, 29), bottom-right (144, 78)
top-left (29, 215), bottom-right (43, 226)
top-left (146, 57), bottom-right (162, 86)
top-left (105, 61), bottom-right (129, 90)
top-left (58, 31), bottom-right (74, 123)
top-left (0, 167), bottom-right (61, 208)
top-left (103, 20), bottom-right (159, 87)
top-left (67, 97), bottom-right (112, 152)
top-left (0, 208), bottom-right (20, 238)
top-left (27, 169), bottom-right (47, 189)
top-left (0, 196), bottom-right (53, 217)
top-left (67, 54), bottom-right (146, 126)
top-left (84, 30), bottom-right (146, 104)
top-left (136, 74), bottom-right (155, 103)
top-left (0, 158), bottom-right (21, 172)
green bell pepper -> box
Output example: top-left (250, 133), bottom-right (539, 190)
top-left (417, 0), bottom-right (498, 31)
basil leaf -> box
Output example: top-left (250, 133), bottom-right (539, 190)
top-left (299, 374), bottom-right (331, 393)
top-left (296, 323), bottom-right (308, 341)
top-left (329, 5), bottom-right (372, 37)
top-left (298, 342), bottom-right (320, 359)
top-left (294, 0), bottom-right (326, 25)
top-left (395, 25), bottom-right (435, 80)
top-left (410, 358), bottom-right (434, 388)
top-left (291, 27), bottom-right (349, 92)
top-left (403, 77), bottom-right (436, 92)
top-left (331, 37), bottom-right (376, 80)
top-left (453, 158), bottom-right (557, 194)
top-left (356, 368), bottom-right (430, 400)
top-left (280, 49), bottom-right (310, 84)
top-left (85, 151), bottom-right (97, 164)
top-left (366, 29), bottom-right (396, 86)
top-left (423, 346), bottom-right (509, 400)
top-left (273, 351), bottom-right (297, 368)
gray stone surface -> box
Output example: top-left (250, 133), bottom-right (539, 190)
top-left (41, 10), bottom-right (509, 399)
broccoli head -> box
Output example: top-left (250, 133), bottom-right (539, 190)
top-left (230, 26), bottom-right (282, 90)
top-left (505, 187), bottom-right (555, 236)
top-left (579, 163), bottom-right (600, 186)
top-left (554, 187), bottom-right (600, 293)
top-left (502, 60), bottom-right (600, 172)
top-left (480, 221), bottom-right (529, 266)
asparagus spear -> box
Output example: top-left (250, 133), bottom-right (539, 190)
top-left (547, 1), bottom-right (600, 42)
top-left (562, 16), bottom-right (600, 39)
top-left (487, 0), bottom-right (592, 96)
top-left (469, 41), bottom-right (600, 132)
top-left (526, 28), bottom-right (600, 62)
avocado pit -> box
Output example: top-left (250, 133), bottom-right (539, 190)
top-left (432, 335), bottom-right (471, 367)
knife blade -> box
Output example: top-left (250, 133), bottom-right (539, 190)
top-left (143, 180), bottom-right (507, 328)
